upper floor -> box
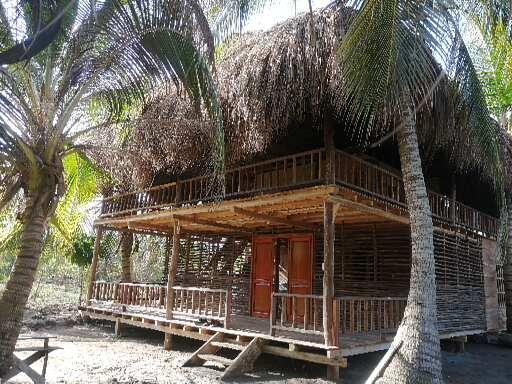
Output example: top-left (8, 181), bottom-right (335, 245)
top-left (96, 147), bottom-right (498, 238)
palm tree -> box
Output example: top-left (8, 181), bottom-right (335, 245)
top-left (338, 1), bottom-right (501, 382)
top-left (0, 0), bottom-right (222, 375)
top-left (466, 0), bottom-right (512, 332)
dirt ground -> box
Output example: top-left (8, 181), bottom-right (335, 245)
top-left (7, 320), bottom-right (512, 384)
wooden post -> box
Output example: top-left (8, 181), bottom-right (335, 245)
top-left (225, 289), bottom-right (233, 328)
top-left (323, 201), bottom-right (339, 379)
top-left (42, 337), bottom-right (49, 378)
top-left (451, 174), bottom-right (457, 224)
top-left (161, 236), bottom-right (171, 285)
top-left (86, 227), bottom-right (104, 305)
top-left (269, 293), bottom-right (277, 336)
top-left (324, 119), bottom-right (335, 184)
top-left (164, 223), bottom-right (181, 350)
top-left (115, 318), bottom-right (123, 337)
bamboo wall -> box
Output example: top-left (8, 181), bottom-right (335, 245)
top-left (312, 223), bottom-right (486, 332)
top-left (165, 223), bottom-right (487, 332)
top-left (173, 234), bottom-right (252, 315)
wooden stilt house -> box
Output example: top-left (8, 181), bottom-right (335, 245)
top-left (81, 4), bottom-right (507, 380)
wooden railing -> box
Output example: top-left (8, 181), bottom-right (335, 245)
top-left (334, 150), bottom-right (498, 236)
top-left (269, 293), bottom-right (327, 338)
top-left (91, 282), bottom-right (166, 309)
top-left (99, 147), bottom-right (498, 236)
top-left (334, 150), bottom-right (406, 205)
top-left (336, 296), bottom-right (407, 335)
top-left (90, 282), bottom-right (232, 327)
top-left (91, 281), bottom-right (119, 302)
top-left (100, 149), bottom-right (325, 218)
top-left (117, 283), bottom-right (166, 308)
top-left (172, 286), bottom-right (232, 327)
top-left (269, 293), bottom-right (407, 344)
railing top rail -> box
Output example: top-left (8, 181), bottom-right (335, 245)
top-left (227, 148), bottom-right (325, 174)
top-left (102, 181), bottom-right (178, 202)
top-left (118, 282), bottom-right (163, 288)
top-left (336, 296), bottom-right (408, 301)
top-left (335, 149), bottom-right (403, 180)
top-left (273, 292), bottom-right (323, 299)
top-left (172, 286), bottom-right (229, 293)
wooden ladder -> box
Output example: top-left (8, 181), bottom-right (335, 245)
top-left (182, 332), bottom-right (266, 380)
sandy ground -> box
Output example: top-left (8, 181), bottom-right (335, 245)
top-left (6, 321), bottom-right (512, 384)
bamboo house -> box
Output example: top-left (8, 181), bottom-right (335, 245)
top-left (81, 4), bottom-right (507, 380)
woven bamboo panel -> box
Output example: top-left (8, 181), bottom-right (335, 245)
top-left (174, 234), bottom-right (252, 315)
top-left (313, 223), bottom-right (411, 297)
top-left (496, 251), bottom-right (506, 313)
top-left (313, 223), bottom-right (486, 331)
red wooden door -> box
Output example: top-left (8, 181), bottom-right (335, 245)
top-left (288, 235), bottom-right (313, 320)
top-left (251, 237), bottom-right (275, 318)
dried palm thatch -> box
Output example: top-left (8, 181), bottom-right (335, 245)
top-left (84, 88), bottom-right (215, 193)
top-left (90, 2), bottom-right (507, 195)
top-left (217, 3), bottom-right (501, 185)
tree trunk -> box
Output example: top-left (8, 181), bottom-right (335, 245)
top-left (375, 97), bottom-right (442, 384)
top-left (120, 232), bottom-right (133, 283)
top-left (0, 196), bottom-right (51, 376)
top-left (504, 196), bottom-right (512, 332)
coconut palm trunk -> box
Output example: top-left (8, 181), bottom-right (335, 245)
top-left (377, 96), bottom-right (442, 383)
top-left (504, 196), bottom-right (512, 331)
top-left (0, 191), bottom-right (54, 375)
top-left (120, 232), bottom-right (134, 282)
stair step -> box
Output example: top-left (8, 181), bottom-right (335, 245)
top-left (198, 354), bottom-right (234, 366)
top-left (211, 341), bottom-right (247, 351)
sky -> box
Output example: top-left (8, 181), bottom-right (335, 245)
top-left (244, 0), bottom-right (332, 31)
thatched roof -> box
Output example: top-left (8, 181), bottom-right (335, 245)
top-left (89, 3), bottom-right (509, 207)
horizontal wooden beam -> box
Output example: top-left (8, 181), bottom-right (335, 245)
top-left (172, 214), bottom-right (251, 234)
top-left (328, 193), bottom-right (477, 238)
top-left (94, 185), bottom-right (337, 227)
top-left (327, 194), bottom-right (410, 225)
top-left (232, 207), bottom-right (317, 231)
top-left (99, 224), bottom-right (171, 237)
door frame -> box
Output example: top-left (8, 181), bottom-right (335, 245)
top-left (250, 233), bottom-right (314, 318)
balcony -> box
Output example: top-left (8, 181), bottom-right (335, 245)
top-left (98, 148), bottom-right (498, 237)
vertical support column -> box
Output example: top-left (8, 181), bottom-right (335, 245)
top-left (324, 120), bottom-right (335, 184)
top-left (482, 238), bottom-right (499, 331)
top-left (323, 201), bottom-right (339, 379)
top-left (161, 236), bottom-right (171, 285)
top-left (451, 174), bottom-right (457, 225)
top-left (164, 222), bottom-right (181, 350)
top-left (86, 226), bottom-right (104, 305)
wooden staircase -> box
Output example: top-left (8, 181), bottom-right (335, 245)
top-left (183, 332), bottom-right (266, 380)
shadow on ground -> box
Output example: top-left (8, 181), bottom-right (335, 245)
top-left (11, 321), bottom-right (512, 384)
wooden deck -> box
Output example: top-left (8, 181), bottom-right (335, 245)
top-left (79, 301), bottom-right (483, 358)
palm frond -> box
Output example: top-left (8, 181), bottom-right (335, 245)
top-left (0, 1), bottom-right (13, 48)
top-left (0, 0), bottom-right (78, 65)
top-left (78, 0), bottom-right (224, 177)
top-left (62, 150), bottom-right (103, 204)
top-left (337, 0), bottom-right (447, 142)
top-left (209, 0), bottom-right (271, 45)
top-left (447, 30), bottom-right (503, 192)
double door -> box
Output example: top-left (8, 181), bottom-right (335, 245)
top-left (250, 234), bottom-right (313, 318)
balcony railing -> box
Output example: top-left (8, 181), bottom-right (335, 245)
top-left (99, 148), bottom-right (498, 236)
